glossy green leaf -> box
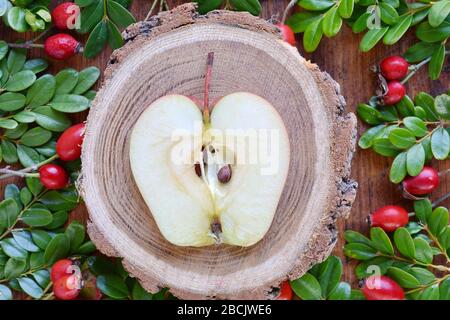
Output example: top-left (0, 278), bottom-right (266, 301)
top-left (286, 12), bottom-right (322, 33)
top-left (1, 140), bottom-right (17, 164)
top-left (6, 48), bottom-right (25, 75)
top-left (359, 125), bottom-right (386, 149)
top-left (44, 210), bottom-right (68, 230)
top-left (328, 282), bottom-right (351, 300)
top-left (357, 103), bottom-right (382, 125)
top-left (20, 127), bottom-right (52, 147)
top-left (0, 118), bottom-right (18, 129)
top-left (316, 256), bottom-right (343, 297)
top-left (420, 284), bottom-right (440, 299)
top-left (388, 127), bottom-right (416, 149)
top-left (406, 143), bottom-right (425, 176)
top-left (370, 227), bottom-right (394, 255)
top-left (0, 92), bottom-right (26, 111)
top-left (229, 0), bottom-right (261, 15)
top-left (72, 66), bottom-right (100, 95)
top-left (428, 0), bottom-right (450, 27)
top-left (428, 207), bottom-right (449, 236)
top-left (0, 41), bottom-right (8, 61)
top-left (106, 20), bottom-right (124, 50)
top-left (107, 0), bottom-right (135, 28)
top-left (0, 238), bottom-right (28, 259)
top-left (0, 198), bottom-right (20, 229)
top-left (403, 117), bottom-right (428, 137)
top-left (383, 15), bottom-right (412, 45)
top-left (4, 258), bottom-right (26, 280)
top-left (380, 2), bottom-right (399, 25)
top-left (431, 127), bottom-right (450, 160)
top-left (17, 277), bottom-right (43, 299)
top-left (26, 177), bottom-right (43, 196)
top-left (30, 230), bottom-right (51, 250)
top-left (387, 267), bottom-right (420, 288)
top-left (409, 267), bottom-right (435, 285)
top-left (17, 144), bottom-right (40, 167)
top-left (65, 221), bottom-right (85, 253)
top-left (5, 123), bottom-right (27, 139)
top-left (76, 240), bottom-right (96, 254)
top-left (12, 230), bottom-right (40, 252)
top-left (13, 111), bottom-right (35, 123)
top-left (39, 189), bottom-right (78, 211)
top-left (79, 0), bottom-right (104, 34)
top-left (21, 206), bottom-right (53, 227)
top-left (404, 41), bottom-right (439, 63)
top-left (352, 12), bottom-right (370, 33)
top-left (6, 7), bottom-right (28, 32)
top-left (299, 0), bottom-right (334, 11)
top-left (4, 70), bottom-right (36, 92)
top-left (54, 68), bottom-right (79, 94)
top-left (428, 44), bottom-right (445, 80)
top-left (50, 94), bottom-right (90, 113)
top-left (19, 187), bottom-right (32, 206)
top-left (354, 257), bottom-right (393, 279)
top-left (26, 74), bottom-right (55, 108)
top-left (44, 234), bottom-right (70, 266)
top-left (434, 94), bottom-right (450, 119)
top-left (290, 272), bottom-right (322, 300)
top-left (373, 138), bottom-right (401, 157)
top-left (32, 269), bottom-right (50, 288)
top-left (0, 284), bottom-right (13, 300)
top-left (32, 105), bottom-right (71, 132)
top-left (360, 27), bottom-right (388, 52)
top-left (131, 280), bottom-right (153, 300)
top-left (344, 230), bottom-right (374, 247)
top-left (416, 21), bottom-right (450, 42)
top-left (338, 0), bottom-right (354, 18)
top-left (394, 227), bottom-right (416, 258)
top-left (303, 18), bottom-right (323, 52)
top-left (323, 6), bottom-right (342, 37)
top-left (195, 0), bottom-right (223, 14)
top-left (413, 237), bottom-right (433, 264)
top-left (23, 59), bottom-right (48, 74)
top-left (97, 274), bottom-right (130, 299)
top-left (440, 278), bottom-right (450, 300)
top-left (415, 92), bottom-right (439, 121)
top-left (344, 243), bottom-right (377, 260)
top-left (84, 20), bottom-right (108, 58)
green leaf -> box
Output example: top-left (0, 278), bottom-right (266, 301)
top-left (30, 230), bottom-right (51, 250)
top-left (415, 92), bottom-right (439, 121)
top-left (0, 92), bottom-right (26, 111)
top-left (55, 68), bottom-right (79, 94)
top-left (106, 20), bottom-right (124, 50)
top-left (344, 230), bottom-right (374, 247)
top-left (430, 127), bottom-right (450, 160)
top-left (404, 41), bottom-right (439, 63)
top-left (388, 128), bottom-right (416, 149)
top-left (322, 6), bottom-right (342, 37)
top-left (0, 238), bottom-right (28, 259)
top-left (6, 48), bottom-right (25, 75)
top-left (19, 187), bottom-right (32, 206)
top-left (0, 118), bottom-right (18, 129)
top-left (352, 12), bottom-right (370, 33)
top-left (428, 44), bottom-right (445, 80)
top-left (20, 127), bottom-right (52, 147)
top-left (286, 12), bottom-right (322, 33)
top-left (4, 70), bottom-right (36, 92)
top-left (44, 210), bottom-right (68, 230)
top-left (299, 0), bottom-right (334, 11)
top-left (0, 198), bottom-right (20, 229)
top-left (1, 140), bottom-right (17, 164)
top-left (338, 0), bottom-right (354, 18)
top-left (0, 284), bottom-right (13, 300)
top-left (26, 74), bottom-right (55, 108)
top-left (50, 94), bottom-right (90, 113)
top-left (106, 0), bottom-right (135, 28)
top-left (370, 227), bottom-right (394, 255)
top-left (65, 221), bottom-right (85, 253)
top-left (229, 0), bottom-right (261, 15)
top-left (316, 256), bottom-right (342, 297)
top-left (373, 138), bottom-right (401, 157)
top-left (403, 117), bottom-right (428, 137)
top-left (0, 41), bottom-right (8, 61)
top-left (35, 140), bottom-right (56, 157)
top-left (76, 240), bottom-right (96, 254)
top-left (290, 272), bottom-right (322, 300)
top-left (413, 237), bottom-right (433, 264)
top-left (409, 267), bottom-right (435, 285)
top-left (195, 0), bottom-right (223, 14)
top-left (406, 221), bottom-right (423, 235)
top-left (4, 184), bottom-right (21, 209)
top-left (438, 226), bottom-right (450, 250)
top-left (394, 227), bottom-right (416, 258)
top-left (72, 66), bottom-right (100, 95)
top-left (440, 278), bottom-right (450, 300)
top-left (4, 258), bottom-right (26, 279)
top-left (79, 0), bottom-right (104, 34)
top-left (132, 280), bottom-right (153, 300)
top-left (383, 15), bottom-right (412, 45)
top-left (32, 269), bottom-right (50, 288)
top-left (357, 103), bottom-right (382, 125)
top-left (354, 257), bottom-right (393, 279)
top-left (406, 143), bottom-right (425, 176)
top-left (13, 111), bottom-right (35, 123)
top-left (359, 125), bottom-right (386, 149)
top-left (33, 106), bottom-right (71, 132)
top-left (17, 277), bottom-right (43, 299)
top-left (434, 94), bottom-right (450, 119)
top-left (23, 59), bottom-right (48, 74)
top-left (97, 274), bottom-right (129, 299)
top-left (5, 123), bottom-right (27, 139)
top-left (26, 177), bottom-right (43, 196)
top-left (428, 207), bottom-right (449, 236)
top-left (420, 284), bottom-right (440, 299)
top-left (44, 234), bottom-right (70, 266)
top-left (416, 21), bottom-right (450, 42)
top-left (380, 2), bottom-right (399, 25)
top-left (6, 7), bottom-right (28, 32)
top-left (360, 27), bottom-right (388, 52)
top-left (303, 18), bottom-right (323, 52)
top-left (344, 243), bottom-right (378, 260)
top-left (39, 189), bottom-right (78, 211)
top-left (328, 282), bottom-right (351, 300)
top-left (387, 267), bottom-right (420, 288)
top-left (428, 0), bottom-right (450, 27)
top-left (390, 152), bottom-right (407, 183)
top-left (21, 206), bottom-right (53, 227)
top-left (12, 230), bottom-right (40, 252)
top-left (84, 20), bottom-right (108, 58)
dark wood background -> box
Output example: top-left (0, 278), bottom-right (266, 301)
top-left (1, 0), bottom-right (448, 291)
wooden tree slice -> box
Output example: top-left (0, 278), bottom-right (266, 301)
top-left (79, 3), bottom-right (358, 300)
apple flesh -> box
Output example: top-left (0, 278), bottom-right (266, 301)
top-left (130, 92), bottom-right (290, 247)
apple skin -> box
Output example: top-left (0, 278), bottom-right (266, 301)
top-left (130, 93), bottom-right (290, 247)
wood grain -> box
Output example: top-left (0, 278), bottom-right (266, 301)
top-left (0, 0), bottom-right (448, 296)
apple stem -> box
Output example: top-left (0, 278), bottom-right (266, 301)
top-left (203, 52), bottom-right (214, 124)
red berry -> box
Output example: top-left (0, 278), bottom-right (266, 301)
top-left (44, 34), bottom-right (80, 60)
top-left (402, 166), bottom-right (439, 196)
top-left (51, 259), bottom-right (73, 283)
top-left (53, 274), bottom-right (81, 300)
top-left (383, 81), bottom-right (406, 105)
top-left (56, 123), bottom-right (85, 161)
top-left (277, 281), bottom-right (293, 300)
top-left (380, 56), bottom-right (409, 81)
top-left (51, 2), bottom-right (80, 30)
top-left (276, 24), bottom-right (296, 46)
top-left (369, 205), bottom-right (409, 232)
top-left (362, 275), bottom-right (405, 300)
top-left (39, 164), bottom-right (69, 190)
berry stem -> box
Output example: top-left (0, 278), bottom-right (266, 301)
top-left (282, 0), bottom-right (297, 24)
top-left (145, 0), bottom-right (161, 20)
top-left (0, 154), bottom-right (59, 181)
top-left (7, 43), bottom-right (44, 49)
top-left (401, 57), bottom-right (431, 84)
top-left (203, 52), bottom-right (214, 125)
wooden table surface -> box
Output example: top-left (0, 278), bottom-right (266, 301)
top-left (1, 0), bottom-right (449, 290)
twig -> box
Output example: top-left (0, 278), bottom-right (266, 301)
top-left (282, 0), bottom-right (298, 24)
top-left (0, 154), bottom-right (58, 180)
